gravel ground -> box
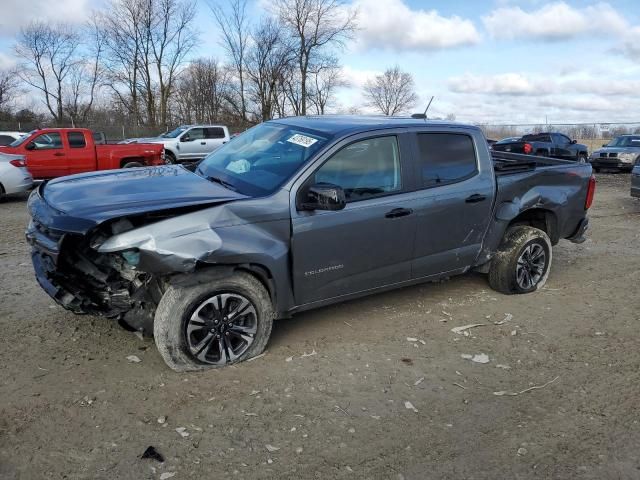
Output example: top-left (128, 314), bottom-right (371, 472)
top-left (1, 174), bottom-right (639, 480)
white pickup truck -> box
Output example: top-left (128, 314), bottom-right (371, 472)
top-left (121, 125), bottom-right (231, 164)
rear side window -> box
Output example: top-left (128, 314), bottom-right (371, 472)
top-left (523, 134), bottom-right (552, 142)
top-left (314, 136), bottom-right (401, 202)
top-left (67, 132), bottom-right (87, 148)
top-left (0, 135), bottom-right (14, 146)
top-left (206, 127), bottom-right (226, 139)
top-left (417, 133), bottom-right (477, 187)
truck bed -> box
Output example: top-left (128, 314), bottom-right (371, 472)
top-left (492, 151), bottom-right (571, 175)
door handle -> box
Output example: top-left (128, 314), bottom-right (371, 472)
top-left (385, 207), bottom-right (413, 219)
top-left (465, 194), bottom-right (486, 203)
top-left (200, 142), bottom-right (206, 145)
top-left (53, 152), bottom-right (65, 157)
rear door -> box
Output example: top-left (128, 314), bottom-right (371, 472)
top-left (204, 127), bottom-right (228, 154)
top-left (408, 129), bottom-right (495, 278)
top-left (290, 131), bottom-right (417, 306)
top-left (553, 134), bottom-right (573, 159)
top-left (65, 131), bottom-right (95, 174)
top-left (24, 132), bottom-right (67, 179)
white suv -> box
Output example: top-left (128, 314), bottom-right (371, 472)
top-left (122, 125), bottom-right (231, 163)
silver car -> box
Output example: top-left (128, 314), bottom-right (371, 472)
top-left (0, 152), bottom-right (33, 200)
top-left (590, 135), bottom-right (640, 172)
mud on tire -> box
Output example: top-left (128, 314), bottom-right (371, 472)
top-left (154, 271), bottom-right (274, 372)
top-left (488, 225), bottom-right (552, 295)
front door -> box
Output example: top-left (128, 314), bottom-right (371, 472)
top-left (291, 133), bottom-right (416, 306)
top-left (24, 132), bottom-right (67, 179)
top-left (408, 131), bottom-right (495, 277)
top-left (178, 127), bottom-right (206, 160)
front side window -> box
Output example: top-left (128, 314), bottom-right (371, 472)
top-left (31, 133), bottom-right (63, 150)
top-left (67, 131), bottom-right (87, 148)
top-left (417, 133), bottom-right (477, 187)
top-left (184, 128), bottom-right (205, 141)
top-left (313, 136), bottom-right (401, 202)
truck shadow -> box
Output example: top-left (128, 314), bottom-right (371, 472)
top-left (268, 272), bottom-right (490, 348)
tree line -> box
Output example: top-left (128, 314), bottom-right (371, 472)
top-left (0, 0), bottom-right (420, 132)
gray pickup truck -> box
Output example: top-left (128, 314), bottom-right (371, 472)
top-left (26, 116), bottom-right (595, 371)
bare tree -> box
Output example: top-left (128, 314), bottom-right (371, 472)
top-left (363, 66), bottom-right (418, 116)
top-left (210, 0), bottom-right (250, 125)
top-left (246, 19), bottom-right (293, 121)
top-left (307, 56), bottom-right (346, 114)
top-left (272, 0), bottom-right (356, 115)
top-left (0, 70), bottom-right (18, 114)
top-left (15, 22), bottom-right (82, 124)
top-left (100, 0), bottom-right (197, 127)
top-left (174, 58), bottom-right (231, 124)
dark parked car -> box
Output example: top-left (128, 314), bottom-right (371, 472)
top-left (631, 159), bottom-right (640, 198)
top-left (590, 135), bottom-right (640, 172)
top-left (492, 132), bottom-right (589, 162)
top-left (26, 116), bottom-right (595, 371)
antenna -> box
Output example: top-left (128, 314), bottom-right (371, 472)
top-left (411, 96), bottom-right (435, 120)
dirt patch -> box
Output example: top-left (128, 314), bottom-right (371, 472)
top-left (1, 176), bottom-right (639, 479)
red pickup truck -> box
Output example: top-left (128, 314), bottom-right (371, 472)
top-left (0, 128), bottom-right (165, 179)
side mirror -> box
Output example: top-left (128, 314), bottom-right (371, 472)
top-left (25, 142), bottom-right (35, 151)
top-left (300, 183), bottom-right (346, 211)
top-left (602, 143), bottom-right (608, 147)
top-left (181, 135), bottom-right (192, 142)
top-left (571, 139), bottom-right (577, 144)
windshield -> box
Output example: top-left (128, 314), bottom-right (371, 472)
top-left (196, 123), bottom-right (328, 196)
top-left (607, 136), bottom-right (640, 147)
top-left (9, 131), bottom-right (35, 147)
top-left (162, 126), bottom-right (189, 138)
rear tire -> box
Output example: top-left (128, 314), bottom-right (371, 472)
top-left (154, 272), bottom-right (274, 372)
top-left (488, 226), bottom-right (552, 295)
top-left (123, 161), bottom-right (144, 168)
top-left (0, 183), bottom-right (5, 202)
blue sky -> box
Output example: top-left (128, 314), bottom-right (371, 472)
top-left (1, 0), bottom-right (640, 123)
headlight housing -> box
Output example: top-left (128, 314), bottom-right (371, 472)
top-left (619, 152), bottom-right (637, 163)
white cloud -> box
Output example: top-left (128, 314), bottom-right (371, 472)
top-left (352, 0), bottom-right (481, 52)
top-left (0, 52), bottom-right (17, 70)
top-left (0, 0), bottom-right (92, 37)
top-left (340, 65), bottom-right (381, 88)
top-left (448, 73), bottom-right (552, 95)
top-left (482, 2), bottom-right (627, 41)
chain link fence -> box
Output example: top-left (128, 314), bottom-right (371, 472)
top-left (477, 122), bottom-right (640, 151)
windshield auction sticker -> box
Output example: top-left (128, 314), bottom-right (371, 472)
top-left (287, 134), bottom-right (318, 148)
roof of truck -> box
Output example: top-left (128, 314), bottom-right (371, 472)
top-left (271, 115), bottom-right (480, 136)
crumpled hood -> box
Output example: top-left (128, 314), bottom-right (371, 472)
top-left (41, 165), bottom-right (247, 224)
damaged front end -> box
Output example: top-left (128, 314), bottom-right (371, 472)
top-left (27, 213), bottom-right (165, 334)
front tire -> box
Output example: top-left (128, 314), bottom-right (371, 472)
top-left (164, 150), bottom-right (176, 165)
top-left (154, 272), bottom-right (274, 372)
top-left (488, 226), bottom-right (552, 295)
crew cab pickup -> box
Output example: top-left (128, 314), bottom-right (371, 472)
top-left (0, 128), bottom-right (165, 180)
top-left (492, 132), bottom-right (589, 163)
top-left (26, 116), bottom-right (595, 371)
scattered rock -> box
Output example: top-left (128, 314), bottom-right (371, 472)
top-left (450, 324), bottom-right (486, 336)
top-left (404, 401), bottom-right (418, 413)
top-left (517, 447), bottom-right (528, 456)
top-left (496, 364), bottom-right (511, 370)
top-left (285, 356), bottom-right (293, 362)
top-left (461, 353), bottom-right (490, 364)
top-left (126, 355), bottom-right (141, 363)
top-left (157, 416), bottom-right (167, 424)
top-left (141, 446), bottom-right (164, 463)
top-left (295, 447), bottom-right (303, 454)
top-left (175, 427), bottom-right (189, 438)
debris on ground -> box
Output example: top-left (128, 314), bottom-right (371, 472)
top-left (300, 350), bottom-right (317, 358)
top-left (494, 313), bottom-right (514, 325)
top-left (401, 358), bottom-right (413, 365)
top-left (450, 324), bottom-right (486, 336)
top-left (406, 337), bottom-right (418, 342)
top-left (517, 447), bottom-right (528, 456)
top-left (126, 355), bottom-right (141, 363)
top-left (175, 427), bottom-right (189, 438)
top-left (414, 377), bottom-right (425, 386)
top-left (496, 364), bottom-right (511, 370)
top-left (160, 472), bottom-right (176, 480)
top-left (265, 444), bottom-right (280, 452)
top-left (461, 353), bottom-right (490, 364)
top-left (141, 446), bottom-right (164, 463)
top-left (285, 356), bottom-right (293, 362)
top-left (157, 416), bottom-right (167, 424)
top-left (133, 331), bottom-right (144, 341)
top-left (246, 352), bottom-right (266, 362)
top-left (404, 401), bottom-right (418, 413)
top-left (453, 382), bottom-right (467, 390)
top-left (493, 376), bottom-right (560, 396)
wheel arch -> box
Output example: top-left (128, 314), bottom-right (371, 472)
top-left (120, 157), bottom-right (144, 168)
top-left (506, 208), bottom-right (559, 244)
